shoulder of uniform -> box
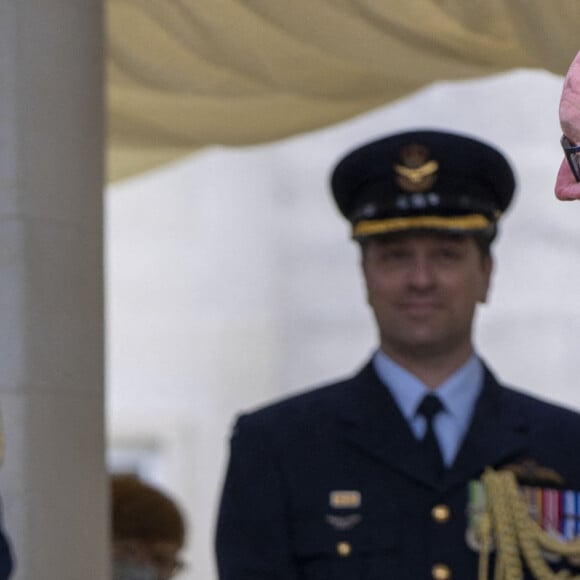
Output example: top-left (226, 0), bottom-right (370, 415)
top-left (243, 377), bottom-right (354, 424)
top-left (499, 383), bottom-right (580, 425)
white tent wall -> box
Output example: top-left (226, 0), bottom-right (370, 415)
top-left (106, 69), bottom-right (580, 580)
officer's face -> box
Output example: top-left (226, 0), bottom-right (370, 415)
top-left (361, 232), bottom-right (492, 363)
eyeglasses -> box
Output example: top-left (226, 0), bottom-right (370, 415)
top-left (113, 560), bottom-right (185, 580)
top-left (113, 539), bottom-right (185, 579)
top-left (561, 134), bottom-right (580, 182)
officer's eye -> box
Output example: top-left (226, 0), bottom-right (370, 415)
top-left (435, 246), bottom-right (464, 261)
top-left (377, 247), bottom-right (410, 263)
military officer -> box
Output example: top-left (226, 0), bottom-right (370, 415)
top-left (216, 130), bottom-right (580, 580)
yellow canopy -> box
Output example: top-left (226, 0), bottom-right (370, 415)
top-left (107, 0), bottom-right (580, 182)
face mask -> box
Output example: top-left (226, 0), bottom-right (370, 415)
top-left (113, 561), bottom-right (158, 580)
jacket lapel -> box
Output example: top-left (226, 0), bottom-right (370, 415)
top-left (339, 361), bottom-right (530, 491)
top-left (340, 361), bottom-right (443, 489)
top-left (445, 367), bottom-right (529, 490)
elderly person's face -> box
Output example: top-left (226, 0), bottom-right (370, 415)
top-left (113, 538), bottom-right (184, 580)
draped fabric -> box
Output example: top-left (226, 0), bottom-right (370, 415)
top-left (106, 0), bottom-right (580, 182)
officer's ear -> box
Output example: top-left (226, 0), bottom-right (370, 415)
top-left (359, 241), bottom-right (372, 301)
top-left (359, 241), bottom-right (367, 268)
top-left (478, 255), bottom-right (494, 304)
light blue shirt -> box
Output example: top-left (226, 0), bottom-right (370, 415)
top-left (372, 350), bottom-right (484, 467)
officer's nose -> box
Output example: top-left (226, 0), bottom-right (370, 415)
top-left (408, 255), bottom-right (436, 287)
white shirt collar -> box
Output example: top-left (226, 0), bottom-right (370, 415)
top-left (372, 349), bottom-right (483, 430)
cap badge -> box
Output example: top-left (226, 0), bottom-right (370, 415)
top-left (394, 144), bottom-right (439, 193)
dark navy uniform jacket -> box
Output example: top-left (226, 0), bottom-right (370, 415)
top-left (216, 361), bottom-right (580, 580)
top-left (0, 528), bottom-right (11, 580)
top-left (0, 506), bottom-right (12, 579)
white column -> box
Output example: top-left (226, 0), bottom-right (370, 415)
top-left (0, 2), bottom-right (106, 578)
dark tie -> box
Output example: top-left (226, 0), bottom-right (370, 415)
top-left (416, 394), bottom-right (445, 478)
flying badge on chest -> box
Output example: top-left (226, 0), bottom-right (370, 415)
top-left (465, 466), bottom-right (580, 574)
top-left (325, 513), bottom-right (362, 531)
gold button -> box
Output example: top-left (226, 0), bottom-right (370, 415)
top-left (336, 541), bottom-right (351, 557)
top-left (431, 504), bottom-right (451, 523)
top-left (432, 563), bottom-right (451, 580)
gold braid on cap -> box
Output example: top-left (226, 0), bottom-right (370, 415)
top-left (477, 468), bottom-right (580, 580)
top-left (353, 214), bottom-right (492, 238)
